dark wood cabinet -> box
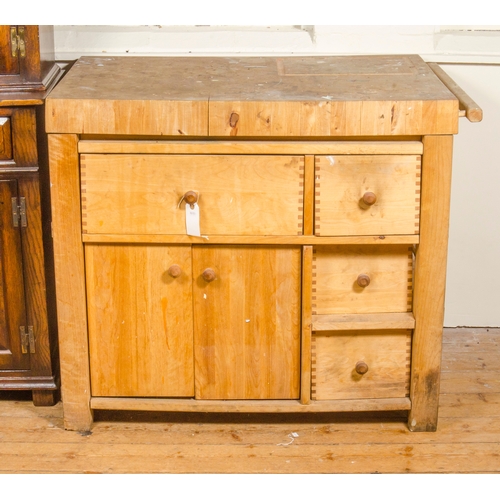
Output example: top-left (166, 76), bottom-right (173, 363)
top-left (0, 25), bottom-right (62, 405)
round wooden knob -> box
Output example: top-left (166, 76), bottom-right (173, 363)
top-left (355, 361), bottom-right (369, 375)
top-left (202, 268), bottom-right (217, 282)
top-left (356, 273), bottom-right (371, 288)
top-left (168, 264), bottom-right (182, 278)
top-left (361, 191), bottom-right (377, 207)
top-left (184, 191), bottom-right (198, 207)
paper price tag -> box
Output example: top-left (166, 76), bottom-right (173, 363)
top-left (186, 203), bottom-right (201, 237)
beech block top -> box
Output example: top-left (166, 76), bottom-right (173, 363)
top-left (46, 55), bottom-right (459, 137)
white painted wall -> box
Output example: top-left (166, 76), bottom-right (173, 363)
top-left (50, 25), bottom-right (500, 326)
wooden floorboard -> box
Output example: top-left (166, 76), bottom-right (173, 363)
top-left (1, 327), bottom-right (499, 474)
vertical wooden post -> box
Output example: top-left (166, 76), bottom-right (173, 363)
top-left (301, 245), bottom-right (313, 404)
top-left (48, 134), bottom-right (93, 431)
top-left (409, 135), bottom-right (453, 432)
top-left (300, 156), bottom-right (314, 404)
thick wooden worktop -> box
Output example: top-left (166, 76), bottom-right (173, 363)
top-left (46, 54), bottom-right (459, 137)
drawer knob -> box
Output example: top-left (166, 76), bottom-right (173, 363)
top-left (355, 361), bottom-right (369, 375)
top-left (202, 268), bottom-right (217, 282)
top-left (168, 264), bottom-right (182, 278)
top-left (184, 190), bottom-right (199, 208)
top-left (356, 273), bottom-right (371, 288)
top-left (361, 191), bottom-right (377, 207)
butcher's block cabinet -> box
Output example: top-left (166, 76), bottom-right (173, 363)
top-left (46, 55), bottom-right (481, 431)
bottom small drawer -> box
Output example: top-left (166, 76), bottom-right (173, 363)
top-left (312, 330), bottom-right (411, 400)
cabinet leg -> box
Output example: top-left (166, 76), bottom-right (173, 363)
top-left (408, 135), bottom-right (453, 432)
top-left (32, 390), bottom-right (58, 406)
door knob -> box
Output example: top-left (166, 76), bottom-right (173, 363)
top-left (202, 268), bottom-right (217, 282)
top-left (167, 264), bottom-right (182, 278)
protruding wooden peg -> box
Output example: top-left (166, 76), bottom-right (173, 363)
top-left (184, 191), bottom-right (198, 208)
top-left (355, 361), bottom-right (369, 375)
top-left (168, 264), bottom-right (182, 278)
top-left (356, 273), bottom-right (371, 288)
top-left (361, 191), bottom-right (377, 208)
top-left (202, 268), bottom-right (217, 282)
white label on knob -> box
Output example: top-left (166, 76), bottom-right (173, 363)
top-left (186, 202), bottom-right (201, 237)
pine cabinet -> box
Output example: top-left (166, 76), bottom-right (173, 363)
top-left (46, 55), bottom-right (481, 431)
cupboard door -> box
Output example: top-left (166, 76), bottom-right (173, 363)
top-left (193, 245), bottom-right (301, 400)
top-left (85, 244), bottom-right (194, 397)
top-left (0, 180), bottom-right (30, 370)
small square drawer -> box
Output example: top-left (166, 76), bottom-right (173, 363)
top-left (0, 117), bottom-right (12, 161)
top-left (312, 329), bottom-right (412, 400)
top-left (315, 155), bottom-right (421, 236)
top-left (80, 154), bottom-right (305, 236)
top-left (312, 245), bottom-right (413, 315)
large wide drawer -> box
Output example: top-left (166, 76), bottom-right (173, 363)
top-left (80, 154), bottom-right (305, 236)
top-left (315, 155), bottom-right (421, 236)
top-left (312, 329), bottom-right (412, 400)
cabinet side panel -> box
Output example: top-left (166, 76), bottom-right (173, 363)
top-left (48, 133), bottom-right (92, 431)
